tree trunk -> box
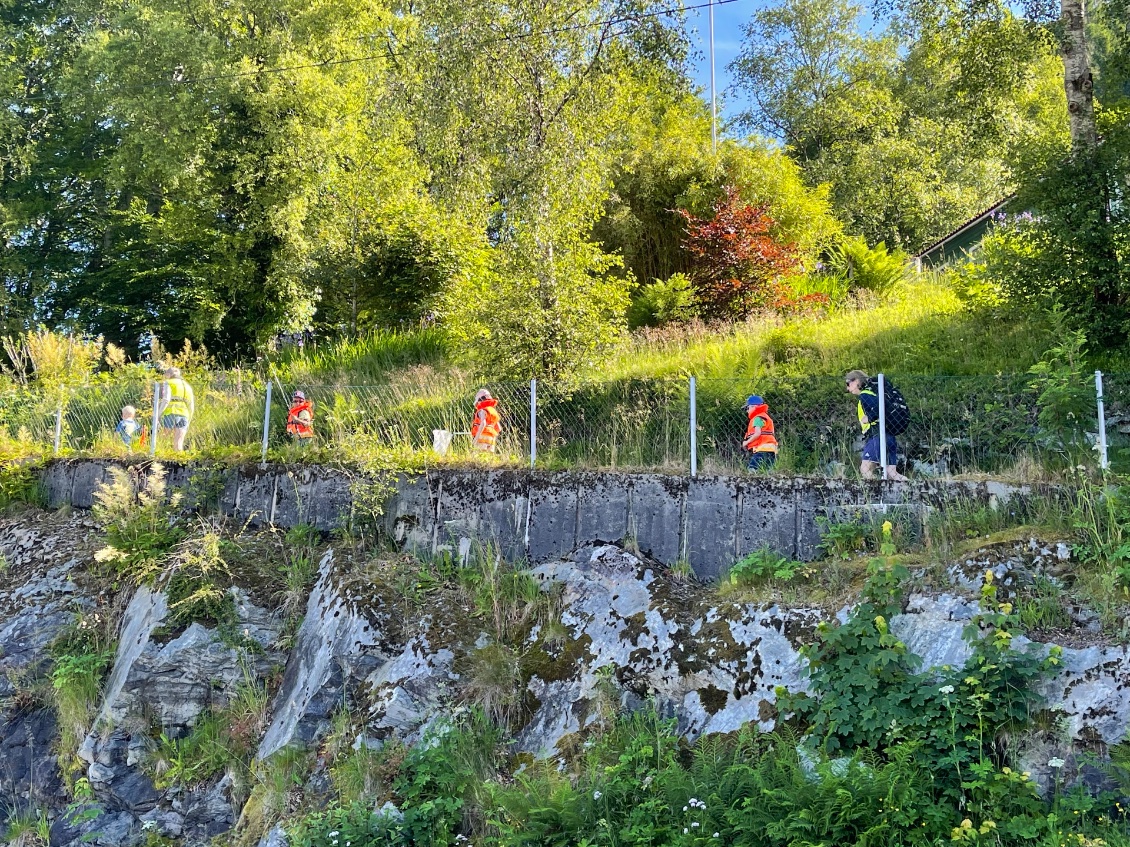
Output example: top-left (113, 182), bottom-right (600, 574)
top-left (1060, 0), bottom-right (1097, 150)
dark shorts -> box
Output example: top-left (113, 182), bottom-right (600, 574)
top-left (747, 451), bottom-right (777, 471)
top-left (161, 415), bottom-right (189, 430)
top-left (862, 434), bottom-right (898, 463)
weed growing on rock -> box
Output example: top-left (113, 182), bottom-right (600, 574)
top-left (49, 611), bottom-right (115, 783)
top-left (3, 807), bottom-right (50, 846)
top-left (92, 463), bottom-right (185, 585)
top-left (163, 521), bottom-right (235, 631)
top-left (461, 643), bottom-right (524, 727)
top-left (149, 673), bottom-right (269, 791)
top-left (727, 547), bottom-right (810, 586)
top-left (0, 461), bottom-right (46, 512)
top-left (237, 745), bottom-right (311, 845)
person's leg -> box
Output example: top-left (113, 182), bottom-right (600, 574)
top-left (173, 424), bottom-right (188, 451)
top-left (885, 436), bottom-right (908, 481)
top-left (748, 452), bottom-right (771, 472)
top-left (861, 434), bottom-right (880, 479)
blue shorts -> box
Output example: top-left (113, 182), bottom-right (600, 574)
top-left (161, 415), bottom-right (189, 429)
top-left (862, 434), bottom-right (898, 463)
top-left (747, 452), bottom-right (777, 471)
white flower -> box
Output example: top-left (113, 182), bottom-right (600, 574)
top-left (939, 685), bottom-right (954, 695)
top-left (329, 833), bottom-right (339, 839)
top-left (684, 828), bottom-right (689, 834)
top-left (692, 822), bottom-right (700, 828)
top-left (714, 834), bottom-right (720, 839)
top-left (683, 806), bottom-right (689, 812)
top-left (1048, 757), bottom-right (1066, 768)
top-left (593, 791), bottom-right (602, 800)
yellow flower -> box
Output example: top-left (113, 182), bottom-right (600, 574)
top-left (1000, 602), bottom-right (1013, 615)
top-left (984, 570), bottom-right (994, 583)
top-left (961, 819), bottom-right (973, 830)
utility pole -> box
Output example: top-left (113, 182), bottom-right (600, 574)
top-left (709, 0), bottom-right (717, 154)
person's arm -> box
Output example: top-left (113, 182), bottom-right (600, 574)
top-left (156, 383), bottom-right (168, 416)
top-left (859, 392), bottom-right (880, 424)
top-left (743, 417), bottom-right (764, 449)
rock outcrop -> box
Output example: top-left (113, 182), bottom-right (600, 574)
top-left (0, 504), bottom-right (1127, 846)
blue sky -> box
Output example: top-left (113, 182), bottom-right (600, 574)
top-left (684, 0), bottom-right (758, 128)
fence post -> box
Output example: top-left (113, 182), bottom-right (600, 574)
top-left (529, 379), bottom-right (537, 469)
top-left (261, 382), bottom-right (273, 468)
top-left (150, 382), bottom-right (160, 457)
top-left (689, 376), bottom-right (698, 478)
top-left (877, 372), bottom-right (888, 480)
top-left (1096, 370), bottom-right (1109, 471)
top-left (53, 396), bottom-right (63, 456)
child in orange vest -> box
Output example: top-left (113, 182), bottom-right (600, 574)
top-left (286, 391), bottom-right (314, 444)
top-left (742, 395), bottom-right (778, 471)
top-left (471, 389), bottom-right (501, 452)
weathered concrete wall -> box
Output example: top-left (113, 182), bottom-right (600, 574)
top-left (39, 460), bottom-right (1032, 579)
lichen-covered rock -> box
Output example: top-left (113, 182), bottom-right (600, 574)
top-left (518, 544), bottom-right (823, 755)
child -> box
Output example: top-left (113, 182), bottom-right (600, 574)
top-left (286, 390), bottom-right (314, 444)
top-left (115, 406), bottom-right (144, 452)
top-left (742, 395), bottom-right (778, 472)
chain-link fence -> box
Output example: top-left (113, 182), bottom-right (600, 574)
top-left (55, 374), bottom-right (264, 455)
top-left (8, 370), bottom-right (1123, 477)
top-left (263, 379), bottom-right (533, 461)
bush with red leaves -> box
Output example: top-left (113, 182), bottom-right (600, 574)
top-left (678, 187), bottom-right (803, 320)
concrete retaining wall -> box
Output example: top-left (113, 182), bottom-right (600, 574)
top-left (40, 460), bottom-right (1031, 579)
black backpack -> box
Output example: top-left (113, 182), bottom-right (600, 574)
top-left (867, 377), bottom-right (911, 436)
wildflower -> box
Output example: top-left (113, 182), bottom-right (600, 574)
top-left (882, 520), bottom-right (893, 534)
top-left (939, 685), bottom-right (954, 695)
top-left (984, 570), bottom-right (994, 584)
top-left (1000, 602), bottom-right (1013, 615)
top-left (714, 834), bottom-right (720, 839)
top-left (684, 828), bottom-right (689, 835)
top-left (593, 791), bottom-right (602, 800)
top-left (961, 819), bottom-right (973, 829)
top-left (692, 822), bottom-right (700, 828)
top-left (683, 806), bottom-right (689, 812)
top-left (1048, 757), bottom-right (1066, 769)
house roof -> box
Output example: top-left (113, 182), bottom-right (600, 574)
top-left (915, 194), bottom-right (1016, 260)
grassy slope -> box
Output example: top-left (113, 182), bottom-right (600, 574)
top-left (273, 277), bottom-right (1057, 388)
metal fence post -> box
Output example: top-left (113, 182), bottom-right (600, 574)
top-left (1096, 370), bottom-right (1109, 471)
top-left (690, 376), bottom-right (698, 478)
top-left (53, 396), bottom-right (63, 456)
top-left (877, 372), bottom-right (888, 480)
top-left (529, 379), bottom-right (537, 469)
top-left (261, 382), bottom-right (273, 467)
top-left (150, 382), bottom-right (160, 457)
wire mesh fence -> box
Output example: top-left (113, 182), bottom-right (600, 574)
top-left (263, 378), bottom-right (533, 461)
top-left (58, 374), bottom-right (264, 455)
top-left (8, 370), bottom-right (1122, 477)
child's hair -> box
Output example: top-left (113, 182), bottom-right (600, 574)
top-left (122, 405), bottom-right (137, 419)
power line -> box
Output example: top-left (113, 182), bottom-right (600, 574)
top-left (7, 0), bottom-right (738, 105)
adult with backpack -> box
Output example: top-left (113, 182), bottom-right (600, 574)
top-left (844, 369), bottom-right (909, 481)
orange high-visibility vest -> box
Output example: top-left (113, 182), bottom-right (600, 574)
top-left (743, 404), bottom-right (778, 453)
top-left (471, 399), bottom-right (501, 451)
top-left (286, 400), bottom-right (314, 439)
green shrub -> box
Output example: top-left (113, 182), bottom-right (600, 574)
top-left (627, 273), bottom-right (696, 328)
top-left (828, 236), bottom-right (910, 297)
top-left (728, 547), bottom-right (807, 584)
